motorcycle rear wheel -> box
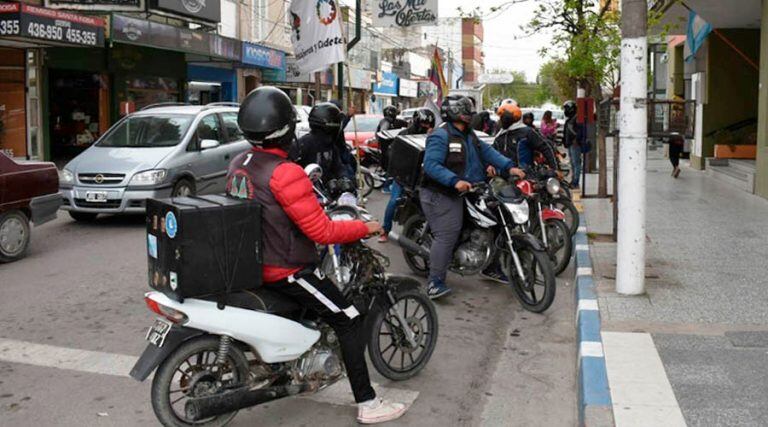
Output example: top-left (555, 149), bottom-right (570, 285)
top-left (401, 215), bottom-right (430, 277)
top-left (151, 336), bottom-right (250, 427)
top-left (368, 287), bottom-right (438, 381)
top-left (505, 248), bottom-right (557, 313)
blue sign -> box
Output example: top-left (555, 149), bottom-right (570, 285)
top-left (373, 71), bottom-right (399, 96)
top-left (242, 42), bottom-right (286, 70)
top-left (165, 212), bottom-right (178, 239)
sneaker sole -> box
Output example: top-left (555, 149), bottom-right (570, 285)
top-left (357, 407), bottom-right (407, 424)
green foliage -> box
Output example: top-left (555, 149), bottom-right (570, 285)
top-left (537, 59), bottom-right (575, 103)
top-left (483, 70), bottom-right (553, 108)
top-left (527, 0), bottom-right (621, 96)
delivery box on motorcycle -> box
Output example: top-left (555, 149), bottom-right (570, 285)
top-left (145, 195), bottom-right (262, 302)
top-left (386, 134), bottom-right (427, 189)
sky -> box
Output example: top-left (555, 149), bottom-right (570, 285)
top-left (437, 0), bottom-right (558, 83)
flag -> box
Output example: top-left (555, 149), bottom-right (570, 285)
top-left (428, 47), bottom-right (449, 106)
top-left (289, 0), bottom-right (346, 74)
top-left (685, 10), bottom-right (712, 62)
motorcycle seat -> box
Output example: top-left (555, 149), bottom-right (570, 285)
top-left (202, 288), bottom-right (301, 316)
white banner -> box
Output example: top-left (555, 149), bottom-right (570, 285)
top-left (371, 0), bottom-right (438, 28)
top-left (289, 0), bottom-right (346, 74)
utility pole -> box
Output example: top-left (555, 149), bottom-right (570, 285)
top-left (337, 0), bottom-right (362, 108)
top-left (616, 0), bottom-right (647, 295)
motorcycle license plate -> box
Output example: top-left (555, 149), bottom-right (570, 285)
top-left (146, 318), bottom-right (172, 348)
top-left (85, 191), bottom-right (108, 203)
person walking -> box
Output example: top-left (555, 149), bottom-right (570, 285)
top-left (668, 132), bottom-right (684, 178)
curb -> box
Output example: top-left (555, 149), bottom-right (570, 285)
top-left (574, 223), bottom-right (614, 426)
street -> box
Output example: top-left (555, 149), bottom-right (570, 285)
top-left (0, 192), bottom-right (576, 426)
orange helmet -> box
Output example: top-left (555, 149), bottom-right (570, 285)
top-left (496, 99), bottom-right (522, 123)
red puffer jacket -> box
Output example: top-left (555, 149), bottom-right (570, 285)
top-left (263, 148), bottom-right (368, 282)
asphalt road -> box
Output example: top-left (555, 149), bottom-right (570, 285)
top-left (0, 192), bottom-right (576, 426)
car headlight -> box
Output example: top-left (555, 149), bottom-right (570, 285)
top-left (130, 169), bottom-right (167, 186)
top-left (505, 202), bottom-right (530, 224)
top-left (546, 178), bottom-right (561, 196)
top-left (59, 169), bottom-right (74, 186)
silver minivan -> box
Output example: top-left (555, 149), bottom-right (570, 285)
top-left (59, 104), bottom-right (251, 221)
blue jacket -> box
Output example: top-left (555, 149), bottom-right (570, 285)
top-left (423, 123), bottom-right (515, 188)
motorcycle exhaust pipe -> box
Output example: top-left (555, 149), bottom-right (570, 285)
top-left (388, 231), bottom-right (430, 259)
top-left (185, 383), bottom-right (310, 421)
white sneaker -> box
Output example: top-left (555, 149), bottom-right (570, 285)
top-left (357, 398), bottom-right (407, 424)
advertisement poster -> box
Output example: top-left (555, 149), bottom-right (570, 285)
top-left (371, 0), bottom-right (438, 28)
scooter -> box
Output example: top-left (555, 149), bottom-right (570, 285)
top-left (130, 171), bottom-right (438, 427)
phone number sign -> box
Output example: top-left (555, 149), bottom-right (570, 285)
top-left (0, 2), bottom-right (104, 47)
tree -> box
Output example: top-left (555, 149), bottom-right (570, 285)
top-left (482, 70), bottom-right (552, 108)
top-left (537, 59), bottom-right (576, 104)
top-left (527, 0), bottom-right (621, 197)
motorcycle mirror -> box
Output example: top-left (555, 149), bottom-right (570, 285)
top-left (304, 163), bottom-right (323, 182)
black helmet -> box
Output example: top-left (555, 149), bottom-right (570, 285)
top-left (309, 102), bottom-right (343, 134)
top-left (238, 86), bottom-right (296, 147)
top-left (563, 100), bottom-right (577, 119)
top-left (412, 108), bottom-right (436, 129)
top-left (441, 95), bottom-right (474, 124)
top-left (522, 111), bottom-right (535, 123)
top-left (383, 105), bottom-right (399, 120)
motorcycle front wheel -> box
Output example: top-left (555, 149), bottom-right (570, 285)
top-left (368, 287), bottom-right (438, 381)
top-left (532, 219), bottom-right (573, 276)
top-left (400, 215), bottom-right (430, 277)
top-left (151, 336), bottom-right (250, 427)
top-left (553, 199), bottom-right (580, 236)
top-left (505, 248), bottom-right (557, 313)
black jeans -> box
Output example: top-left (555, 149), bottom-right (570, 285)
top-left (669, 142), bottom-right (683, 168)
top-left (267, 268), bottom-right (376, 403)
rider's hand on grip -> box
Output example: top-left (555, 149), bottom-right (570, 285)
top-left (508, 168), bottom-right (526, 179)
top-left (486, 165), bottom-right (497, 177)
top-left (454, 180), bottom-right (472, 193)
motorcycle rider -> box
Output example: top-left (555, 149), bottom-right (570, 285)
top-left (376, 105), bottom-right (406, 132)
top-left (421, 94), bottom-right (525, 299)
top-left (290, 102), bottom-right (355, 185)
top-left (493, 101), bottom-right (559, 172)
top-left (379, 108), bottom-right (436, 243)
top-left (228, 87), bottom-right (407, 424)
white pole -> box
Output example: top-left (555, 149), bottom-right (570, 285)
top-left (616, 0), bottom-right (647, 295)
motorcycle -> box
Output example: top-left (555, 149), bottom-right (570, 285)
top-left (130, 180), bottom-right (439, 427)
top-left (518, 170), bottom-right (573, 276)
top-left (390, 177), bottom-right (556, 313)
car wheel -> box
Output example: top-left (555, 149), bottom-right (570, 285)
top-left (69, 212), bottom-right (99, 222)
top-left (0, 210), bottom-right (31, 263)
top-left (172, 179), bottom-right (195, 197)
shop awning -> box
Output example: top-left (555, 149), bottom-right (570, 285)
top-left (110, 14), bottom-right (240, 61)
top-left (0, 2), bottom-right (105, 48)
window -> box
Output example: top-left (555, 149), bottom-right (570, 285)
top-left (251, 0), bottom-right (267, 41)
top-left (98, 115), bottom-right (194, 148)
top-left (196, 115), bottom-right (222, 147)
top-left (220, 112), bottom-right (243, 143)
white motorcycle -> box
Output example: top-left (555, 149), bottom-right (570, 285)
top-left (130, 169), bottom-right (438, 427)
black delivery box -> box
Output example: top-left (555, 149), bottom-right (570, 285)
top-left (387, 134), bottom-right (427, 189)
top-left (376, 129), bottom-right (404, 171)
top-left (145, 195), bottom-right (262, 302)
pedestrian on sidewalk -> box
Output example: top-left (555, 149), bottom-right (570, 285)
top-left (563, 101), bottom-right (585, 189)
top-left (540, 110), bottom-right (558, 140)
top-left (667, 133), bottom-right (684, 178)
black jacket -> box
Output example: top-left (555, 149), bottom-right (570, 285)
top-left (493, 123), bottom-right (558, 170)
top-left (290, 130), bottom-right (351, 183)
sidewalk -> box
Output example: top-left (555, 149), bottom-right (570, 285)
top-left (582, 146), bottom-right (768, 426)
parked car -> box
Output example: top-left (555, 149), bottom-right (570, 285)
top-left (344, 114), bottom-right (383, 149)
top-left (294, 104), bottom-right (311, 138)
top-left (0, 152), bottom-right (61, 262)
top-left (397, 107), bottom-right (420, 125)
top-left (59, 104), bottom-right (251, 221)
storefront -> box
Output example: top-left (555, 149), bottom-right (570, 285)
top-left (0, 2), bottom-right (105, 160)
top-left (269, 58), bottom-right (334, 106)
top-left (240, 41), bottom-right (286, 100)
top-left (398, 78), bottom-right (418, 109)
top-left (371, 71), bottom-right (398, 114)
top-left (110, 14), bottom-right (240, 111)
top-left (348, 67), bottom-right (372, 113)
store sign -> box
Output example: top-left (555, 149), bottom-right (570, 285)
top-left (399, 78), bottom-right (418, 97)
top-left (151, 0), bottom-right (220, 23)
top-left (371, 0), bottom-right (438, 28)
top-left (45, 0), bottom-right (143, 11)
top-left (242, 42), bottom-right (286, 70)
top-left (349, 68), bottom-right (371, 90)
top-left (285, 58), bottom-right (333, 84)
top-left (0, 2), bottom-right (105, 46)
top-left (112, 15), bottom-right (238, 59)
top-left (373, 71), bottom-right (398, 96)
top-left (418, 81), bottom-right (436, 98)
